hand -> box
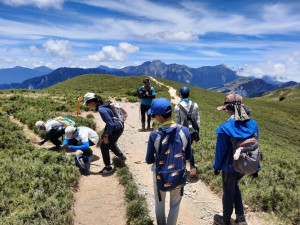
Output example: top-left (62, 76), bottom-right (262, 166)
top-left (250, 172), bottom-right (258, 178)
top-left (103, 136), bottom-right (109, 144)
top-left (214, 169), bottom-right (220, 175)
top-left (61, 144), bottom-right (70, 151)
top-left (38, 141), bottom-right (44, 146)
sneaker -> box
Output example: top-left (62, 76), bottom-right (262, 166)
top-left (99, 166), bottom-right (113, 174)
top-left (235, 216), bottom-right (248, 225)
top-left (213, 214), bottom-right (229, 225)
top-left (190, 166), bottom-right (197, 176)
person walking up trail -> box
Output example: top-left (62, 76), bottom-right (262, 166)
top-left (83, 92), bottom-right (126, 175)
top-left (137, 77), bottom-right (156, 131)
top-left (213, 94), bottom-right (260, 225)
top-left (146, 98), bottom-right (193, 225)
top-left (62, 126), bottom-right (99, 176)
top-left (175, 86), bottom-right (200, 176)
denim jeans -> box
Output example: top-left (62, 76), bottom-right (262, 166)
top-left (222, 172), bottom-right (245, 224)
top-left (100, 126), bottom-right (124, 166)
top-left (152, 165), bottom-right (182, 225)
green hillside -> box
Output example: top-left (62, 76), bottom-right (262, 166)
top-left (0, 74), bottom-right (299, 224)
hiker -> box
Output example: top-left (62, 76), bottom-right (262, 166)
top-left (62, 126), bottom-right (99, 176)
top-left (35, 119), bottom-right (65, 150)
top-left (145, 98), bottom-right (192, 225)
top-left (83, 92), bottom-right (127, 174)
top-left (213, 94), bottom-right (259, 225)
top-left (137, 77), bottom-right (156, 131)
top-left (175, 86), bottom-right (200, 176)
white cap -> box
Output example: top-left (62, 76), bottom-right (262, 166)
top-left (83, 92), bottom-right (96, 105)
top-left (65, 126), bottom-right (76, 139)
top-left (35, 121), bottom-right (44, 132)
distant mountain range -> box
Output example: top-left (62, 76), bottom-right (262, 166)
top-left (0, 60), bottom-right (298, 97)
top-left (0, 66), bottom-right (53, 84)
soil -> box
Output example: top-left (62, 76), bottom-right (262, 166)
top-left (9, 78), bottom-right (273, 225)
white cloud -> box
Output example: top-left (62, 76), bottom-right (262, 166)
top-left (85, 42), bottom-right (139, 62)
top-left (43, 39), bottom-right (74, 59)
top-left (0, 0), bottom-right (65, 9)
top-left (237, 51), bottom-right (300, 82)
top-left (144, 31), bottom-right (198, 41)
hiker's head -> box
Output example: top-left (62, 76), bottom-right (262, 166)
top-left (217, 94), bottom-right (251, 119)
top-left (35, 121), bottom-right (45, 132)
top-left (65, 126), bottom-right (77, 139)
top-left (148, 98), bottom-right (172, 120)
top-left (83, 92), bottom-right (103, 108)
top-left (179, 86), bottom-right (190, 98)
top-left (143, 78), bottom-right (150, 87)
top-left (217, 94), bottom-right (243, 112)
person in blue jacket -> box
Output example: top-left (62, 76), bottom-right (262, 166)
top-left (83, 92), bottom-right (127, 175)
top-left (146, 98), bottom-right (193, 225)
top-left (62, 126), bottom-right (99, 176)
top-left (213, 94), bottom-right (259, 225)
top-left (137, 78), bottom-right (156, 131)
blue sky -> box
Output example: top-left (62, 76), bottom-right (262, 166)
top-left (0, 0), bottom-right (300, 82)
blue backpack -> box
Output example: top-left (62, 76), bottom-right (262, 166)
top-left (154, 126), bottom-right (188, 201)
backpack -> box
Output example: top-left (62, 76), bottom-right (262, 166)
top-left (154, 126), bottom-right (188, 201)
top-left (177, 102), bottom-right (200, 142)
top-left (229, 133), bottom-right (261, 174)
top-left (109, 102), bottom-right (128, 123)
top-left (53, 116), bottom-right (75, 127)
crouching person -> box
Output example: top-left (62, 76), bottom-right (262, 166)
top-left (62, 126), bottom-right (99, 176)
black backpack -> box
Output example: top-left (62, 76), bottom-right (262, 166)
top-left (177, 102), bottom-right (200, 142)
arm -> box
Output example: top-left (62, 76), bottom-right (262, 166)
top-left (145, 132), bottom-right (156, 164)
top-left (147, 87), bottom-right (156, 99)
top-left (213, 133), bottom-right (229, 170)
top-left (99, 108), bottom-right (115, 135)
top-left (184, 130), bottom-right (192, 161)
top-left (174, 105), bottom-right (181, 124)
top-left (69, 141), bottom-right (90, 151)
top-left (39, 132), bottom-right (50, 145)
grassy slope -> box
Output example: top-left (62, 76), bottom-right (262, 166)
top-left (0, 75), bottom-right (299, 224)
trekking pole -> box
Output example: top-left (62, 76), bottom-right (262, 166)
top-left (77, 97), bottom-right (83, 116)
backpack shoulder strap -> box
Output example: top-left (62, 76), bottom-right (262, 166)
top-left (188, 102), bottom-right (195, 115)
top-left (178, 126), bottom-right (188, 149)
top-left (178, 103), bottom-right (188, 115)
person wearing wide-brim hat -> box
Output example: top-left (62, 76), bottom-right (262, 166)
top-left (213, 94), bottom-right (259, 225)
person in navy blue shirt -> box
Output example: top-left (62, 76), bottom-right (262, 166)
top-left (146, 98), bottom-right (192, 225)
top-left (83, 92), bottom-right (127, 175)
top-left (213, 94), bottom-right (259, 225)
top-left (137, 78), bottom-right (156, 131)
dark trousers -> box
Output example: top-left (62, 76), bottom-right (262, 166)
top-left (141, 104), bottom-right (151, 126)
top-left (49, 127), bottom-right (65, 147)
top-left (100, 126), bottom-right (124, 166)
top-left (222, 172), bottom-right (244, 224)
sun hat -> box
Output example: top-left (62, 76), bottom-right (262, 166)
top-left (83, 92), bottom-right (96, 105)
top-left (179, 86), bottom-right (190, 94)
top-left (217, 94), bottom-right (250, 121)
top-left (35, 121), bottom-right (44, 132)
top-left (147, 98), bottom-right (172, 116)
top-left (65, 126), bottom-right (77, 139)
top-left (217, 94), bottom-right (243, 111)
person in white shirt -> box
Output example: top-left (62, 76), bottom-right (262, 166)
top-left (174, 86), bottom-right (200, 176)
top-left (62, 126), bottom-right (99, 176)
top-left (35, 119), bottom-right (65, 150)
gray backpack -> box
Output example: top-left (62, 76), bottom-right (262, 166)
top-left (230, 133), bottom-right (260, 174)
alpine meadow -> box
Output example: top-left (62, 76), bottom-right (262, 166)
top-left (0, 74), bottom-right (299, 225)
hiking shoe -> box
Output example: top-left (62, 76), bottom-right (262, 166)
top-left (190, 166), bottom-right (197, 176)
top-left (213, 214), bottom-right (230, 225)
top-left (235, 216), bottom-right (248, 225)
top-left (99, 167), bottom-right (113, 174)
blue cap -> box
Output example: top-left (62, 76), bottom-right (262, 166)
top-left (179, 86), bottom-right (190, 94)
top-left (147, 98), bottom-right (172, 116)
